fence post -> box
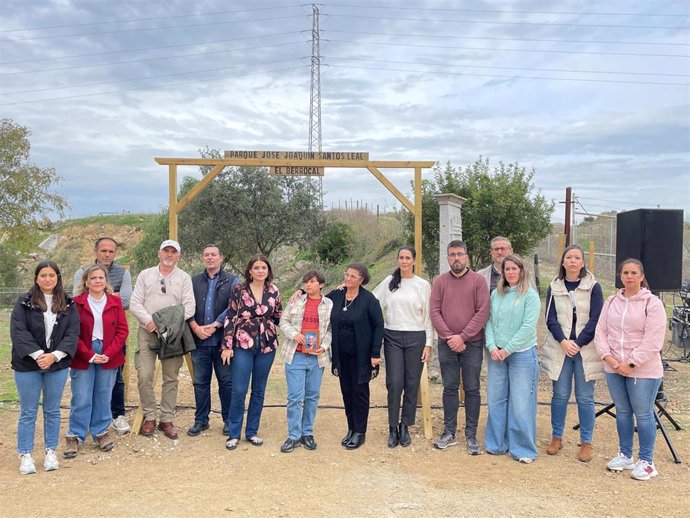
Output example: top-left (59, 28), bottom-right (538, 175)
top-left (588, 240), bottom-right (596, 273)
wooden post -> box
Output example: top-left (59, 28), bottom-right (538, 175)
top-left (557, 233), bottom-right (565, 263)
top-left (588, 240), bottom-right (596, 273)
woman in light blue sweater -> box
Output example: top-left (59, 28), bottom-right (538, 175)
top-left (485, 254), bottom-right (541, 463)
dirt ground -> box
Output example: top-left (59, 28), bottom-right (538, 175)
top-left (1, 347), bottom-right (689, 518)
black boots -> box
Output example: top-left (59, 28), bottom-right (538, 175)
top-left (388, 426), bottom-right (399, 448)
top-left (399, 424), bottom-right (411, 447)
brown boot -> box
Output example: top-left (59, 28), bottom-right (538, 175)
top-left (546, 437), bottom-right (563, 455)
top-left (96, 431), bottom-right (115, 452)
top-left (578, 443), bottom-right (593, 463)
top-left (63, 436), bottom-right (78, 459)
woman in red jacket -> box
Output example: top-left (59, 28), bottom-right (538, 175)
top-left (65, 264), bottom-right (128, 458)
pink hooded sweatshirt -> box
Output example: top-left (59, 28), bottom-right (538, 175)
top-left (594, 288), bottom-right (666, 379)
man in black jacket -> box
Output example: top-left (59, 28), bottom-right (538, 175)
top-left (187, 244), bottom-right (239, 436)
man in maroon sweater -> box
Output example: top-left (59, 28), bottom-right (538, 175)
top-left (430, 240), bottom-right (490, 454)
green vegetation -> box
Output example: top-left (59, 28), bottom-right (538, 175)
top-left (0, 315), bottom-right (18, 402)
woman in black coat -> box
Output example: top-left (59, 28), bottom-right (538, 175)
top-left (327, 263), bottom-right (384, 449)
top-left (11, 260), bottom-right (79, 474)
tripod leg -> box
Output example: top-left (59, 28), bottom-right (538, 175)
top-left (573, 403), bottom-right (616, 431)
top-left (654, 411), bottom-right (682, 464)
top-left (655, 401), bottom-right (683, 431)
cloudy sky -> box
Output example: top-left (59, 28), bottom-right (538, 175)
top-left (1, 0), bottom-right (688, 225)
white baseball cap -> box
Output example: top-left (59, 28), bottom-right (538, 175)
top-left (159, 239), bottom-right (181, 252)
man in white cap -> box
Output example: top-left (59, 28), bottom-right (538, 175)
top-left (130, 239), bottom-right (195, 439)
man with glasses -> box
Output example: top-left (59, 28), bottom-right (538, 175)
top-left (73, 237), bottom-right (133, 434)
top-left (478, 236), bottom-right (514, 292)
top-left (430, 240), bottom-right (490, 454)
top-left (130, 239), bottom-right (195, 439)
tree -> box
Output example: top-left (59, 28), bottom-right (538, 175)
top-left (130, 209), bottom-right (169, 273)
top-left (404, 157), bottom-right (554, 276)
top-left (315, 221), bottom-right (354, 264)
top-left (0, 119), bottom-right (68, 240)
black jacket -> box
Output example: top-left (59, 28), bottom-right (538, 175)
top-left (327, 288), bottom-right (384, 384)
top-left (190, 269), bottom-right (238, 346)
top-left (10, 293), bottom-right (79, 372)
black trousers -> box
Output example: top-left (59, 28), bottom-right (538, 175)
top-left (338, 350), bottom-right (370, 433)
top-left (384, 329), bottom-right (426, 427)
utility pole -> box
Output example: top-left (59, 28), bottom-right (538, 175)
top-left (564, 186), bottom-right (572, 246)
top-left (308, 4), bottom-right (323, 206)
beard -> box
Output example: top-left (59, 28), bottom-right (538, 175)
top-left (450, 262), bottom-right (466, 274)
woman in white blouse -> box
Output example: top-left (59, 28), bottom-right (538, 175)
top-left (373, 246), bottom-right (432, 448)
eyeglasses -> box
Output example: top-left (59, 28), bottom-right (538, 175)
top-left (447, 252), bottom-right (467, 258)
top-left (160, 279), bottom-right (167, 294)
top-left (343, 273), bottom-right (362, 280)
top-left (492, 247), bottom-right (510, 252)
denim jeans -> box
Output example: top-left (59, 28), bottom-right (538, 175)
top-left (191, 346), bottom-right (233, 426)
top-left (485, 347), bottom-right (539, 461)
top-left (438, 338), bottom-right (484, 438)
top-left (551, 352), bottom-right (596, 443)
top-left (285, 352), bottom-right (324, 440)
top-left (67, 340), bottom-right (118, 442)
top-left (605, 373), bottom-right (661, 462)
top-left (15, 368), bottom-right (69, 453)
top-left (384, 330), bottom-right (426, 427)
top-left (228, 347), bottom-right (275, 439)
top-left (111, 344), bottom-right (126, 418)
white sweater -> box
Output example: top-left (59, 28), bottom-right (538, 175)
top-left (372, 274), bottom-right (433, 347)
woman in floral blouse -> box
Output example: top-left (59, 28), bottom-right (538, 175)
top-left (223, 254), bottom-right (282, 450)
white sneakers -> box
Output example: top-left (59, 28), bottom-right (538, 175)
top-left (19, 449), bottom-right (61, 474)
top-left (112, 415), bottom-right (131, 435)
top-left (44, 449), bottom-right (59, 471)
top-left (607, 453), bottom-right (659, 480)
top-left (606, 453), bottom-right (635, 472)
top-left (19, 453), bottom-right (36, 475)
top-left (631, 459), bottom-right (659, 481)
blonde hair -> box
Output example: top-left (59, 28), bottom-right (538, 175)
top-left (496, 254), bottom-right (530, 295)
top-left (79, 264), bottom-right (113, 295)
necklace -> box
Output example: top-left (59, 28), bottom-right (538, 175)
top-left (343, 294), bottom-right (357, 312)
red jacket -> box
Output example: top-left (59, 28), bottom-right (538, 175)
top-left (72, 292), bottom-right (129, 370)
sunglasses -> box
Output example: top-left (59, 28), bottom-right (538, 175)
top-left (160, 279), bottom-right (167, 294)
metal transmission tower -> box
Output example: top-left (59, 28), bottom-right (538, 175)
top-left (308, 4), bottom-right (323, 205)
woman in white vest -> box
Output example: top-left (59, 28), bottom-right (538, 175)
top-left (541, 245), bottom-right (604, 462)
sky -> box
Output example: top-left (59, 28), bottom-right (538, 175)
top-left (1, 0), bottom-right (689, 225)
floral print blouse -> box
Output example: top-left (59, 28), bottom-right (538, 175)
top-left (223, 282), bottom-right (282, 354)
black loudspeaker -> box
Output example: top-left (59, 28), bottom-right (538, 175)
top-left (616, 209), bottom-right (684, 291)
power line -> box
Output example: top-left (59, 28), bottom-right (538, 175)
top-left (1, 57), bottom-right (309, 96)
top-left (325, 13), bottom-right (689, 31)
top-left (324, 3), bottom-right (688, 18)
top-left (0, 5), bottom-right (302, 32)
top-left (1, 40), bottom-right (308, 76)
top-left (323, 56), bottom-right (689, 78)
top-left (325, 63), bottom-right (688, 86)
top-left (3, 14), bottom-right (309, 42)
top-left (326, 29), bottom-right (690, 47)
top-left (0, 64), bottom-right (309, 107)
top-left (0, 31), bottom-right (304, 65)
top-left (326, 38), bottom-right (689, 59)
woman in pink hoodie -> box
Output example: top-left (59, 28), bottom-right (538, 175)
top-left (594, 259), bottom-right (666, 481)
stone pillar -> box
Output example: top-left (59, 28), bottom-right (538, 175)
top-left (433, 193), bottom-right (466, 275)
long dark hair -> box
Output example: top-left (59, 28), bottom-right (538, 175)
top-left (29, 260), bottom-right (68, 314)
top-left (557, 245), bottom-right (587, 280)
top-left (244, 254), bottom-right (274, 285)
top-left (389, 246), bottom-right (416, 292)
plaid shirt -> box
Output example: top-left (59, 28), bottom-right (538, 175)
top-left (278, 294), bottom-right (333, 368)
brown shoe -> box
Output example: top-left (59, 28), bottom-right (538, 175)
top-left (578, 443), bottom-right (593, 463)
top-left (63, 436), bottom-right (78, 459)
top-left (141, 419), bottom-right (156, 437)
top-left (546, 437), bottom-right (563, 455)
top-left (96, 431), bottom-right (114, 452)
top-left (158, 421), bottom-right (178, 440)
